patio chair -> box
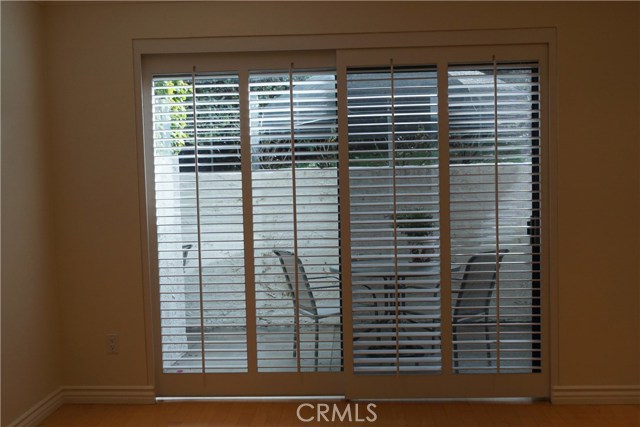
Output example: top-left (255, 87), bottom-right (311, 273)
top-left (273, 250), bottom-right (341, 369)
top-left (452, 249), bottom-right (509, 371)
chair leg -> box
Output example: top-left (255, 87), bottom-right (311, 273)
top-left (292, 327), bottom-right (297, 358)
top-left (453, 325), bottom-right (459, 371)
top-left (314, 321), bottom-right (320, 372)
top-left (485, 325), bottom-right (491, 367)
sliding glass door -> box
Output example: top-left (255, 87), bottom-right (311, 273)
top-left (142, 44), bottom-right (548, 398)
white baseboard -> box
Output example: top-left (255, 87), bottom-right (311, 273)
top-left (9, 384), bottom-right (638, 426)
top-left (552, 385), bottom-right (640, 404)
top-left (7, 388), bottom-right (65, 427)
top-left (62, 385), bottom-right (156, 405)
top-left (6, 386), bottom-right (156, 427)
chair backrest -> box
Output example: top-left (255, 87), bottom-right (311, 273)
top-left (454, 249), bottom-right (509, 319)
top-left (273, 250), bottom-right (317, 316)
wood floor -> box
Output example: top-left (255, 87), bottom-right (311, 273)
top-left (39, 401), bottom-right (640, 427)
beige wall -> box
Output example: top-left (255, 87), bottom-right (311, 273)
top-left (2, 1), bottom-right (638, 417)
top-left (1, 2), bottom-right (61, 425)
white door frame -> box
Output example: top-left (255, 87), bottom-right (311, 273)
top-left (133, 28), bottom-right (557, 398)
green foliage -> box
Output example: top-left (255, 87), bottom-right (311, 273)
top-left (394, 211), bottom-right (435, 237)
top-left (154, 80), bottom-right (192, 150)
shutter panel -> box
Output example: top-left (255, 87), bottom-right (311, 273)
top-left (250, 70), bottom-right (342, 372)
top-left (347, 66), bottom-right (441, 373)
top-left (448, 62), bottom-right (541, 373)
top-left (152, 74), bottom-right (247, 373)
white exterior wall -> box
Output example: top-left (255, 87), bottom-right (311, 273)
top-left (158, 163), bottom-right (531, 331)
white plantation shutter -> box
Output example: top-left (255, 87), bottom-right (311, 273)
top-left (347, 65), bottom-right (441, 373)
top-left (152, 73), bottom-right (247, 373)
top-left (448, 62), bottom-right (541, 373)
top-left (144, 44), bottom-right (547, 396)
top-left (250, 70), bottom-right (342, 372)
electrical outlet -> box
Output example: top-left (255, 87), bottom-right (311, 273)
top-left (106, 334), bottom-right (120, 354)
